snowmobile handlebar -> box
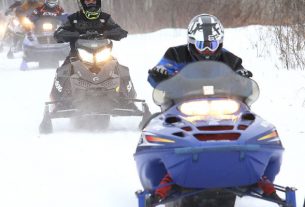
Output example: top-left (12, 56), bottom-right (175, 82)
top-left (78, 32), bottom-right (105, 40)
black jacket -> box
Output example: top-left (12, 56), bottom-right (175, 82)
top-left (54, 11), bottom-right (127, 53)
top-left (148, 44), bottom-right (245, 87)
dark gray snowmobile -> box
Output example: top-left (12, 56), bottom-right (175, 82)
top-left (39, 33), bottom-right (150, 133)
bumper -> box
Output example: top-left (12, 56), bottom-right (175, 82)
top-left (135, 144), bottom-right (283, 190)
top-left (23, 43), bottom-right (69, 62)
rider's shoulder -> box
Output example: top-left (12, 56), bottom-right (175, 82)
top-left (67, 12), bottom-right (79, 20)
top-left (35, 4), bottom-right (44, 10)
top-left (99, 12), bottom-right (111, 22)
top-left (220, 48), bottom-right (241, 59)
top-left (164, 44), bottom-right (189, 60)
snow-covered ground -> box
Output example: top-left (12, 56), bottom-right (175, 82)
top-left (0, 26), bottom-right (305, 207)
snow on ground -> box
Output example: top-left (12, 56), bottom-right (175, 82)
top-left (0, 26), bottom-right (305, 207)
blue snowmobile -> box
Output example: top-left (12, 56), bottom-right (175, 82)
top-left (22, 14), bottom-right (69, 69)
top-left (134, 61), bottom-right (297, 207)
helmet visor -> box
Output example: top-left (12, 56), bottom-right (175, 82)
top-left (46, 0), bottom-right (58, 7)
top-left (84, 0), bottom-right (97, 6)
top-left (195, 40), bottom-right (219, 52)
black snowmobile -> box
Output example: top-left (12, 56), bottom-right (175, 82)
top-left (39, 33), bottom-right (150, 133)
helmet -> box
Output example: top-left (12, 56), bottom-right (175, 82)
top-left (45, 0), bottom-right (58, 8)
top-left (77, 0), bottom-right (102, 20)
top-left (187, 14), bottom-right (224, 60)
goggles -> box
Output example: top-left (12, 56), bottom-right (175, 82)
top-left (195, 40), bottom-right (220, 52)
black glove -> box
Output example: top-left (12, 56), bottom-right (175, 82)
top-left (149, 65), bottom-right (170, 82)
top-left (55, 30), bottom-right (80, 42)
top-left (236, 68), bottom-right (253, 78)
top-left (103, 29), bottom-right (128, 40)
top-left (68, 31), bottom-right (80, 39)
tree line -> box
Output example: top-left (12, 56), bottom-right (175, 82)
top-left (1, 0), bottom-right (304, 69)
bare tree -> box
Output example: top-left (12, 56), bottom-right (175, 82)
top-left (273, 0), bottom-right (305, 70)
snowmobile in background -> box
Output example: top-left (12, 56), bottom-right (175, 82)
top-left (22, 15), bottom-right (69, 69)
top-left (0, 13), bottom-right (7, 52)
top-left (39, 32), bottom-right (150, 133)
top-left (2, 14), bottom-right (29, 58)
top-left (134, 61), bottom-right (297, 207)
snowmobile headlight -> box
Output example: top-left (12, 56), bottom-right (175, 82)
top-left (21, 17), bottom-right (34, 30)
top-left (258, 130), bottom-right (279, 141)
top-left (13, 19), bottom-right (20, 26)
top-left (42, 23), bottom-right (53, 31)
top-left (0, 24), bottom-right (6, 36)
top-left (78, 48), bottom-right (94, 63)
top-left (145, 135), bottom-right (175, 143)
top-left (95, 48), bottom-right (112, 63)
top-left (179, 99), bottom-right (240, 116)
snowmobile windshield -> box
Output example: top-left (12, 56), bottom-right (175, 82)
top-left (153, 61), bottom-right (259, 107)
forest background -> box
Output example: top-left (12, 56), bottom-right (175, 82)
top-left (0, 0), bottom-right (304, 69)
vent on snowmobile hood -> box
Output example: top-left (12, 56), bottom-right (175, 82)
top-left (197, 125), bottom-right (234, 131)
top-left (181, 126), bottom-right (193, 131)
top-left (172, 131), bottom-right (185, 137)
top-left (241, 112), bottom-right (255, 121)
top-left (238, 125), bottom-right (248, 130)
top-left (165, 116), bottom-right (182, 124)
top-left (194, 133), bottom-right (241, 141)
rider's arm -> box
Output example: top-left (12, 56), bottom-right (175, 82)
top-left (148, 48), bottom-right (186, 88)
top-left (232, 57), bottom-right (253, 78)
top-left (221, 49), bottom-right (253, 78)
top-left (54, 19), bottom-right (79, 43)
top-left (28, 8), bottom-right (40, 23)
top-left (57, 6), bottom-right (65, 15)
top-left (103, 17), bottom-right (128, 41)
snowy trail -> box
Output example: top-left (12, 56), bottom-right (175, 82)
top-left (0, 27), bottom-right (305, 207)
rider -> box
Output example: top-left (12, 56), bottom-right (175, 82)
top-left (19, 0), bottom-right (65, 69)
top-left (148, 13), bottom-right (253, 88)
top-left (5, 0), bottom-right (43, 59)
top-left (15, 0), bottom-right (43, 20)
top-left (4, 0), bottom-right (23, 16)
top-left (49, 0), bottom-right (137, 110)
top-left (29, 0), bottom-right (65, 22)
top-left (54, 0), bottom-right (127, 61)
top-left (151, 14), bottom-right (281, 203)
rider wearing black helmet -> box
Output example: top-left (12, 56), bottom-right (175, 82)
top-left (49, 0), bottom-right (134, 108)
top-left (148, 14), bottom-right (253, 88)
top-left (54, 0), bottom-right (128, 60)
